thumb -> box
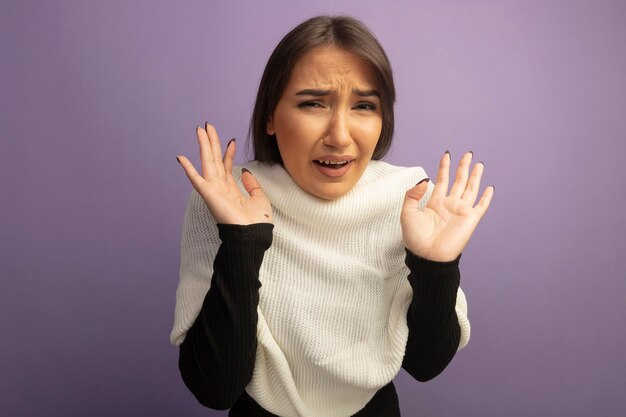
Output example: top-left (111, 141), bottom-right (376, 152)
top-left (241, 168), bottom-right (267, 199)
top-left (405, 177), bottom-right (430, 202)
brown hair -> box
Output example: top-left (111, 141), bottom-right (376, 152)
top-left (250, 15), bottom-right (396, 163)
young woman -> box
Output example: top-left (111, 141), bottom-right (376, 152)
top-left (172, 15), bottom-right (493, 417)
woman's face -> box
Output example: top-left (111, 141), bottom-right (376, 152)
top-left (267, 47), bottom-right (383, 200)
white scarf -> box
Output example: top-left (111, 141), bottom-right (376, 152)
top-left (171, 161), bottom-right (470, 417)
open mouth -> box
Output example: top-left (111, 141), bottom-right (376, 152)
top-left (313, 159), bottom-right (352, 169)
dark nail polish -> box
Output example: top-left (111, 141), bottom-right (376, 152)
top-left (242, 168), bottom-right (251, 175)
top-left (469, 150), bottom-right (474, 156)
top-left (416, 177), bottom-right (430, 186)
top-left (176, 156), bottom-right (181, 165)
top-left (480, 161), bottom-right (485, 166)
top-left (491, 185), bottom-right (495, 192)
top-left (205, 121), bottom-right (209, 130)
top-left (445, 150), bottom-right (450, 155)
top-left (227, 138), bottom-right (236, 147)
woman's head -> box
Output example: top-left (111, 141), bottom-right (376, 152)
top-left (266, 46), bottom-right (383, 200)
top-left (251, 15), bottom-right (396, 165)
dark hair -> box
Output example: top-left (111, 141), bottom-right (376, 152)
top-left (250, 15), bottom-right (396, 163)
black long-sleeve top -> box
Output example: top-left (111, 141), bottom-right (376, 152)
top-left (179, 224), bottom-right (462, 416)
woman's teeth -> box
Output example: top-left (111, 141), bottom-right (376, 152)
top-left (316, 160), bottom-right (349, 167)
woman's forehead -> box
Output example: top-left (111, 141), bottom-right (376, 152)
top-left (286, 47), bottom-right (378, 91)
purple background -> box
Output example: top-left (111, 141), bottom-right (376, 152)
top-left (2, 1), bottom-right (625, 416)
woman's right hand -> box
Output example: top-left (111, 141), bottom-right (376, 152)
top-left (177, 123), bottom-right (272, 225)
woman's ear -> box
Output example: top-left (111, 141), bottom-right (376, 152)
top-left (266, 117), bottom-right (275, 135)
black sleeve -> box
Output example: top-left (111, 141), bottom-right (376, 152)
top-left (401, 250), bottom-right (462, 382)
top-left (178, 223), bottom-right (274, 410)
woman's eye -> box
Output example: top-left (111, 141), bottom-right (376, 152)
top-left (354, 102), bottom-right (376, 111)
top-left (298, 101), bottom-right (323, 108)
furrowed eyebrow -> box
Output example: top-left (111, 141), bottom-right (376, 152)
top-left (353, 89), bottom-right (380, 98)
top-left (295, 89), bottom-right (331, 97)
top-left (294, 88), bottom-right (380, 98)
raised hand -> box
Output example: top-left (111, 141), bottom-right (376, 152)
top-left (176, 123), bottom-right (272, 225)
top-left (401, 151), bottom-right (494, 262)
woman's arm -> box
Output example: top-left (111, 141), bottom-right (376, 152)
top-left (399, 151), bottom-right (491, 380)
top-left (178, 223), bottom-right (273, 409)
top-left (402, 251), bottom-right (461, 382)
top-left (175, 123), bottom-right (274, 409)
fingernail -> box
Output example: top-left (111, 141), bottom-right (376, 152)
top-left (480, 161), bottom-right (485, 166)
top-left (416, 177), bottom-right (430, 186)
top-left (196, 125), bottom-right (200, 131)
top-left (242, 168), bottom-right (250, 175)
top-left (491, 185), bottom-right (495, 192)
top-left (205, 121), bottom-right (209, 130)
top-left (227, 138), bottom-right (236, 147)
top-left (469, 150), bottom-right (474, 157)
top-left (445, 150), bottom-right (450, 155)
top-left (176, 156), bottom-right (181, 165)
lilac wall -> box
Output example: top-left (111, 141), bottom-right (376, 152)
top-left (2, 1), bottom-right (624, 416)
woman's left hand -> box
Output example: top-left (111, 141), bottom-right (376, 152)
top-left (401, 151), bottom-right (494, 262)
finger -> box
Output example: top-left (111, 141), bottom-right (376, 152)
top-left (241, 168), bottom-right (267, 199)
top-left (405, 177), bottom-right (430, 202)
top-left (474, 185), bottom-right (495, 217)
top-left (403, 178), bottom-right (430, 215)
top-left (197, 125), bottom-right (218, 180)
top-left (461, 161), bottom-right (484, 205)
top-left (449, 151), bottom-right (473, 198)
top-left (205, 123), bottom-right (225, 179)
top-left (177, 155), bottom-right (206, 191)
top-left (223, 138), bottom-right (237, 185)
top-left (431, 151), bottom-right (451, 199)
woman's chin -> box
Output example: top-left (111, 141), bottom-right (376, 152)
top-left (300, 181), bottom-right (355, 201)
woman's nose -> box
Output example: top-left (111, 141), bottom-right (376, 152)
top-left (323, 111), bottom-right (352, 149)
